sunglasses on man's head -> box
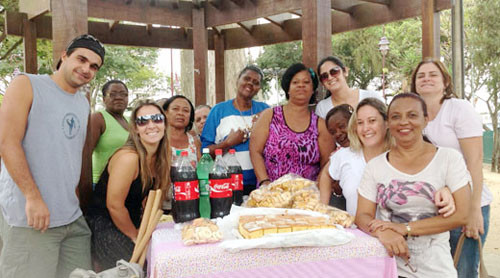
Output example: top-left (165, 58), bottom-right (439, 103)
top-left (319, 66), bottom-right (342, 82)
top-left (135, 114), bottom-right (165, 126)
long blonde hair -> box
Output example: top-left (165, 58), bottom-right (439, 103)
top-left (347, 97), bottom-right (392, 153)
top-left (121, 99), bottom-right (171, 201)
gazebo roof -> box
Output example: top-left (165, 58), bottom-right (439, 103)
top-left (7, 0), bottom-right (451, 50)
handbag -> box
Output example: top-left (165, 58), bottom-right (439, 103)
top-left (453, 232), bottom-right (494, 278)
top-left (69, 259), bottom-right (144, 278)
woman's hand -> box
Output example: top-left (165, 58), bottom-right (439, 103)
top-left (368, 219), bottom-right (406, 236)
top-left (434, 187), bottom-right (456, 217)
top-left (464, 208), bottom-right (484, 240)
top-left (225, 128), bottom-right (247, 146)
top-left (375, 228), bottom-right (410, 259)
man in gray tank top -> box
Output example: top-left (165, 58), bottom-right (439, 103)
top-left (0, 34), bottom-right (105, 278)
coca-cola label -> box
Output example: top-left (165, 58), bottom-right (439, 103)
top-left (174, 180), bottom-right (199, 201)
top-left (199, 179), bottom-right (210, 197)
top-left (231, 173), bottom-right (243, 191)
top-left (209, 178), bottom-right (232, 198)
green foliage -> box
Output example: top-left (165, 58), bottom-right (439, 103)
top-left (88, 45), bottom-right (169, 111)
top-left (255, 41), bottom-right (302, 97)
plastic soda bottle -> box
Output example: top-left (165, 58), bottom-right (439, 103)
top-left (197, 148), bottom-right (213, 218)
top-left (171, 151), bottom-right (200, 223)
top-left (226, 149), bottom-right (244, 205)
top-left (209, 149), bottom-right (232, 218)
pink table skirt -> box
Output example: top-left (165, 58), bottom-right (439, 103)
top-left (148, 222), bottom-right (397, 278)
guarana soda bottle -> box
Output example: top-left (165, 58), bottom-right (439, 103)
top-left (209, 149), bottom-right (232, 218)
top-left (226, 149), bottom-right (243, 205)
top-left (171, 151), bottom-right (200, 223)
top-left (196, 148), bottom-right (213, 218)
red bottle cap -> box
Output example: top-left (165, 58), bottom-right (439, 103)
top-left (215, 149), bottom-right (222, 156)
top-left (181, 151), bottom-right (188, 157)
top-left (229, 149), bottom-right (236, 154)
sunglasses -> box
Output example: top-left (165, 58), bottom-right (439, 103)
top-left (68, 34), bottom-right (105, 50)
top-left (135, 114), bottom-right (165, 126)
top-left (319, 66), bottom-right (342, 82)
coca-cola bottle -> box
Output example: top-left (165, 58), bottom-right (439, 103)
top-left (171, 151), bottom-right (200, 223)
top-left (209, 149), bottom-right (232, 218)
top-left (226, 149), bottom-right (243, 205)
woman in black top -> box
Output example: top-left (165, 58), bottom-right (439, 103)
top-left (86, 99), bottom-right (170, 270)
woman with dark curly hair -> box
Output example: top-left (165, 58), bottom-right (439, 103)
top-left (250, 63), bottom-right (333, 186)
top-left (163, 95), bottom-right (201, 167)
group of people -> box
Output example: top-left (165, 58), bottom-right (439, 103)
top-left (0, 33), bottom-right (491, 278)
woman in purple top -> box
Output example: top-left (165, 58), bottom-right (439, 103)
top-left (250, 63), bottom-right (333, 186)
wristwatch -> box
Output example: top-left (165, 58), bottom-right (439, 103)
top-left (404, 222), bottom-right (412, 238)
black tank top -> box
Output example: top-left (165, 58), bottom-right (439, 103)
top-left (87, 163), bottom-right (152, 227)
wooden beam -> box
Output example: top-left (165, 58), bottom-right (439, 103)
top-left (6, 0), bottom-right (452, 51)
top-left (222, 0), bottom-right (452, 49)
top-left (230, 0), bottom-right (246, 7)
top-left (109, 20), bottom-right (120, 32)
top-left (331, 0), bottom-right (354, 14)
top-left (290, 10), bottom-right (302, 17)
top-left (358, 0), bottom-right (390, 5)
top-left (192, 7), bottom-right (208, 106)
top-left (422, 0), bottom-right (436, 58)
top-left (51, 0), bottom-right (88, 69)
top-left (236, 22), bottom-right (253, 35)
top-left (302, 0), bottom-right (332, 70)
top-left (212, 27), bottom-right (220, 36)
top-left (87, 0), bottom-right (192, 27)
top-left (146, 24), bottom-right (153, 35)
top-left (264, 17), bottom-right (284, 29)
top-left (205, 0), bottom-right (302, 27)
top-left (19, 0), bottom-right (50, 20)
top-left (209, 0), bottom-right (223, 9)
top-left (22, 15), bottom-right (37, 74)
top-left (6, 12), bottom-right (215, 50)
top-left (214, 34), bottom-right (226, 103)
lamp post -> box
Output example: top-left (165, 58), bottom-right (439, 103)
top-left (378, 36), bottom-right (390, 100)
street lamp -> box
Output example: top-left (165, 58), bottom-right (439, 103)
top-left (378, 36), bottom-right (390, 100)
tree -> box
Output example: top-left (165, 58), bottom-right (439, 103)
top-left (465, 0), bottom-right (500, 171)
top-left (0, 1), bottom-right (169, 111)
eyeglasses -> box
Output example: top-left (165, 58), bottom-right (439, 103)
top-left (135, 114), bottom-right (165, 126)
top-left (319, 66), bottom-right (342, 82)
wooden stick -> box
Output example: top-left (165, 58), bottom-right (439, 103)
top-left (138, 241), bottom-right (148, 267)
top-left (131, 189), bottom-right (159, 263)
top-left (130, 209), bottom-right (162, 263)
top-left (136, 190), bottom-right (156, 246)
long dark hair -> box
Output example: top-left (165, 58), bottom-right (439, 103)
top-left (122, 99), bottom-right (171, 202)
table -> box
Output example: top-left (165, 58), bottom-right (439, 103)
top-left (148, 222), bottom-right (397, 277)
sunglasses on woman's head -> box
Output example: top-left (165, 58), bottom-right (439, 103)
top-left (320, 66), bottom-right (342, 82)
top-left (135, 114), bottom-right (165, 126)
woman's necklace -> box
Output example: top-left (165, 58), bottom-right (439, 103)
top-left (234, 99), bottom-right (256, 142)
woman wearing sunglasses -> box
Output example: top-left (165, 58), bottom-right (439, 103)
top-left (315, 56), bottom-right (383, 119)
top-left (86, 100), bottom-right (170, 270)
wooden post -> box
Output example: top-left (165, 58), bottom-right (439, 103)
top-left (52, 0), bottom-right (90, 211)
top-left (422, 0), bottom-right (436, 59)
top-left (214, 33), bottom-right (225, 103)
top-left (22, 14), bottom-right (37, 74)
top-left (192, 7), bottom-right (208, 106)
top-left (51, 0), bottom-right (88, 68)
top-left (451, 0), bottom-right (464, 98)
top-left (301, 0), bottom-right (332, 70)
